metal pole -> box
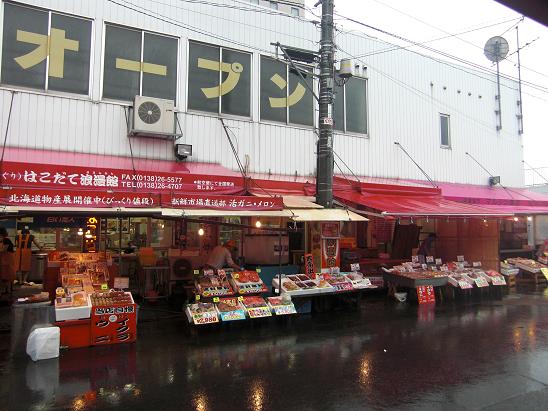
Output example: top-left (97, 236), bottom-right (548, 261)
top-left (495, 40), bottom-right (502, 131)
top-left (316, 0), bottom-right (335, 208)
top-left (516, 25), bottom-right (524, 135)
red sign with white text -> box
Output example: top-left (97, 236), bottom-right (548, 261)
top-left (164, 193), bottom-right (283, 211)
top-left (416, 285), bottom-right (436, 304)
top-left (0, 188), bottom-right (284, 211)
top-left (1, 188), bottom-right (159, 208)
top-left (0, 161), bottom-right (243, 194)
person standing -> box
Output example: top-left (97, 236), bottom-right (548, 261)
top-left (0, 227), bottom-right (15, 294)
top-left (204, 240), bottom-right (241, 272)
top-left (417, 233), bottom-right (437, 264)
top-left (14, 228), bottom-right (42, 285)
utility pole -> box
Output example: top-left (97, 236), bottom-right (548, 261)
top-left (316, 0), bottom-right (335, 208)
top-left (516, 25), bottom-right (524, 135)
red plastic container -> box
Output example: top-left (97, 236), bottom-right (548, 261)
top-left (55, 319), bottom-right (91, 349)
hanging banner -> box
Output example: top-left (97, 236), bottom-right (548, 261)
top-left (321, 238), bottom-right (340, 272)
top-left (0, 161), bottom-right (244, 194)
top-left (164, 193), bottom-right (284, 211)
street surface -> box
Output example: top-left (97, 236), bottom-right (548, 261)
top-left (2, 287), bottom-right (548, 410)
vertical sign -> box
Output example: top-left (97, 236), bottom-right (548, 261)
top-left (304, 253), bottom-right (316, 279)
top-left (416, 285), bottom-right (436, 304)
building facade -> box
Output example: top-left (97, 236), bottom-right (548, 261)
top-left (0, 0), bottom-right (525, 187)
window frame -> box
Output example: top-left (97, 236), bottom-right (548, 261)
top-left (259, 55), bottom-right (315, 128)
top-left (186, 39), bottom-right (253, 120)
top-left (291, 7), bottom-right (300, 17)
top-left (333, 75), bottom-right (369, 137)
top-left (439, 113), bottom-right (451, 148)
top-left (101, 22), bottom-right (179, 103)
top-left (270, 2), bottom-right (279, 10)
top-left (0, 1), bottom-right (94, 97)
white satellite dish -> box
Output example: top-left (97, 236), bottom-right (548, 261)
top-left (484, 36), bottom-right (509, 63)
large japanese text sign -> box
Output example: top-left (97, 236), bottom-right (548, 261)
top-left (1, 3), bottom-right (92, 94)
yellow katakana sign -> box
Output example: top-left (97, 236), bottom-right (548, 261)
top-left (269, 73), bottom-right (306, 108)
top-left (116, 58), bottom-right (167, 76)
top-left (14, 28), bottom-right (79, 78)
top-left (197, 58), bottom-right (243, 98)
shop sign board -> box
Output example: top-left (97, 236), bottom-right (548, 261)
top-left (1, 161), bottom-right (243, 194)
top-left (416, 285), bottom-right (436, 304)
top-left (321, 238), bottom-right (340, 272)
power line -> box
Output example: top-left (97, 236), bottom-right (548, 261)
top-left (334, 12), bottom-right (548, 95)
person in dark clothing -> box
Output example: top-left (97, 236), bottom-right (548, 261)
top-left (418, 233), bottom-right (437, 262)
top-left (0, 227), bottom-right (15, 293)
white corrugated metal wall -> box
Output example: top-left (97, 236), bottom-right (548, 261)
top-left (0, 0), bottom-right (524, 186)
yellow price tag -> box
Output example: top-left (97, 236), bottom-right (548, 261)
top-left (541, 268), bottom-right (548, 281)
top-left (256, 269), bottom-right (262, 273)
top-left (238, 296), bottom-right (244, 302)
top-left (213, 297), bottom-right (220, 303)
top-left (233, 273), bottom-right (239, 279)
top-left (194, 270), bottom-right (199, 275)
top-left (195, 295), bottom-right (201, 301)
top-left (100, 283), bottom-right (108, 290)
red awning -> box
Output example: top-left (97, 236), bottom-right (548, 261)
top-left (335, 190), bottom-right (510, 217)
top-left (471, 204), bottom-right (548, 215)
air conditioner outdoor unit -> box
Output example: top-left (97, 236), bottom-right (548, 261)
top-left (132, 95), bottom-right (175, 136)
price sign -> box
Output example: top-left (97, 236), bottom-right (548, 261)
top-left (213, 297), bottom-right (220, 303)
top-left (256, 269), bottom-right (262, 273)
top-left (473, 261), bottom-right (482, 268)
top-left (474, 277), bottom-right (489, 288)
top-left (435, 258), bottom-right (442, 265)
top-left (232, 273), bottom-right (239, 279)
top-left (421, 264), bottom-right (428, 270)
top-left (304, 253), bottom-right (316, 279)
top-left (100, 283), bottom-right (108, 291)
top-left (426, 256), bottom-right (434, 263)
top-left (457, 255), bottom-right (465, 262)
top-left (193, 270), bottom-right (200, 276)
top-left (458, 280), bottom-right (473, 290)
top-left (193, 312), bottom-right (219, 325)
top-left (350, 263), bottom-right (361, 272)
top-left (541, 268), bottom-right (548, 281)
top-left (195, 295), bottom-right (201, 301)
top-left (440, 266), bottom-right (449, 272)
top-left (219, 309), bottom-right (246, 322)
top-left (272, 305), bottom-right (297, 315)
top-left (217, 269), bottom-right (226, 277)
top-left (411, 256), bottom-right (419, 263)
top-left (247, 307), bottom-right (272, 318)
top-left (237, 296), bottom-right (244, 302)
top-left (113, 277), bottom-right (129, 289)
top-left (491, 276), bottom-right (506, 286)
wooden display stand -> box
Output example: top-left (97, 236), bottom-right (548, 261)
top-left (516, 271), bottom-right (547, 285)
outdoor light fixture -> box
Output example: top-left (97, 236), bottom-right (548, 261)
top-left (174, 143), bottom-right (192, 160)
top-left (77, 228), bottom-right (83, 236)
top-left (255, 220), bottom-right (262, 228)
top-left (513, 217), bottom-right (519, 222)
top-left (198, 227), bottom-right (205, 236)
top-left (527, 216), bottom-right (533, 222)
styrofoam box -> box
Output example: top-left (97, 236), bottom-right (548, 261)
top-left (55, 299), bottom-right (91, 321)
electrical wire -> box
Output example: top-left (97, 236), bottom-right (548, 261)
top-left (334, 13), bottom-right (548, 95)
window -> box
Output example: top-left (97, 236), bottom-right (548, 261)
top-left (334, 76), bottom-right (368, 134)
top-left (440, 113), bottom-right (450, 147)
top-left (291, 7), bottom-right (300, 17)
top-left (250, 0), bottom-right (259, 4)
top-left (103, 24), bottom-right (178, 102)
top-left (187, 41), bottom-right (251, 117)
top-left (270, 2), bottom-right (279, 10)
top-left (1, 3), bottom-right (92, 95)
top-left (260, 56), bottom-right (314, 126)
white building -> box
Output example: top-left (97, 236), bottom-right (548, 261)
top-left (0, 0), bottom-right (524, 187)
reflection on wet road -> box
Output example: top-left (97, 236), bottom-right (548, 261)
top-left (2, 287), bottom-right (548, 410)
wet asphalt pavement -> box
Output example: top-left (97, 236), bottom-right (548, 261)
top-left (2, 287), bottom-right (548, 411)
